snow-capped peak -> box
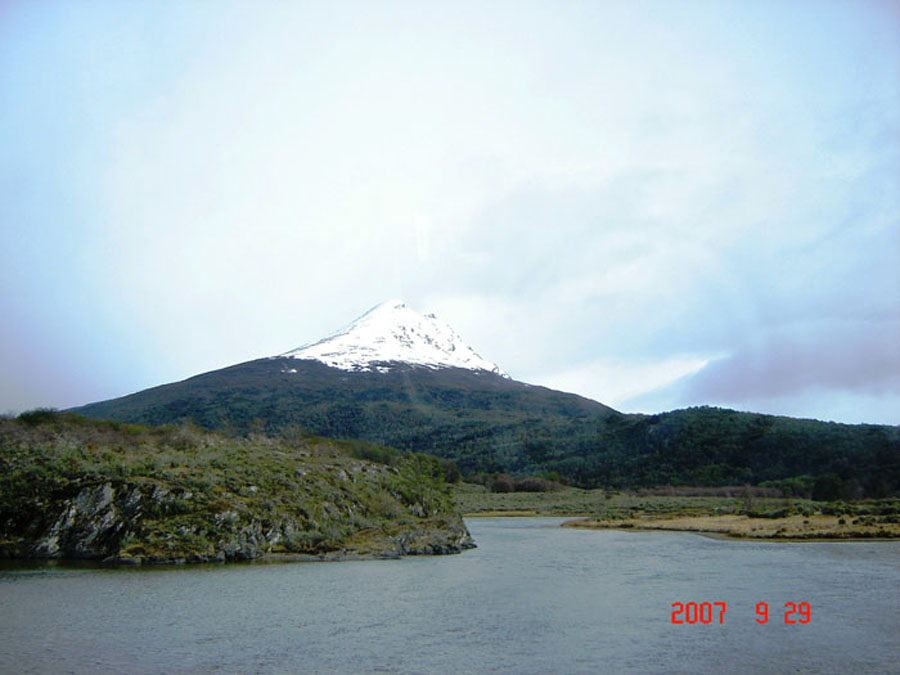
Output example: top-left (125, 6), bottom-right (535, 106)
top-left (278, 299), bottom-right (508, 376)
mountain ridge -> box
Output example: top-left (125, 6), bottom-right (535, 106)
top-left (70, 357), bottom-right (617, 474)
top-left (68, 301), bottom-right (900, 497)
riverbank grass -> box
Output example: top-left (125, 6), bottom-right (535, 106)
top-left (453, 483), bottom-right (900, 539)
top-left (564, 513), bottom-right (900, 540)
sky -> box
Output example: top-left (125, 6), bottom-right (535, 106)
top-left (1, 0), bottom-right (898, 425)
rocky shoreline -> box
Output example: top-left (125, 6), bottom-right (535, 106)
top-left (0, 415), bottom-right (476, 566)
top-left (0, 480), bottom-right (475, 565)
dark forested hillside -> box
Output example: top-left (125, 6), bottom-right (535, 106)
top-left (533, 407), bottom-right (900, 498)
top-left (70, 360), bottom-right (900, 497)
top-left (70, 358), bottom-right (616, 474)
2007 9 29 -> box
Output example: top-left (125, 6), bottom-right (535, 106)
top-left (671, 601), bottom-right (811, 624)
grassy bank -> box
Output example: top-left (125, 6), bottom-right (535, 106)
top-left (1, 412), bottom-right (473, 563)
top-left (453, 482), bottom-right (604, 516)
top-left (453, 483), bottom-right (900, 539)
top-left (454, 483), bottom-right (790, 517)
top-left (564, 514), bottom-right (900, 540)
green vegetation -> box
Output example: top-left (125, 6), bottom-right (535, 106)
top-left (70, 361), bottom-right (900, 497)
top-left (455, 483), bottom-right (900, 539)
top-left (0, 411), bottom-right (472, 564)
top-left (508, 407), bottom-right (899, 496)
top-left (467, 473), bottom-right (566, 493)
top-left (455, 483), bottom-right (789, 517)
top-left (453, 482), bottom-right (606, 516)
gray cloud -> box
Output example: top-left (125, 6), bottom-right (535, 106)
top-left (680, 322), bottom-right (900, 403)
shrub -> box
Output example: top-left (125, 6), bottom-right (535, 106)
top-left (489, 474), bottom-right (515, 493)
top-left (17, 408), bottom-right (59, 427)
top-left (819, 501), bottom-right (847, 516)
top-left (516, 476), bottom-right (564, 492)
top-left (391, 453), bottom-right (452, 517)
top-left (488, 474), bottom-right (564, 493)
top-left (747, 508), bottom-right (791, 519)
top-left (438, 458), bottom-right (462, 484)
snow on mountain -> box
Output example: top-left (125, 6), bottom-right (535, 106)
top-left (277, 299), bottom-right (508, 377)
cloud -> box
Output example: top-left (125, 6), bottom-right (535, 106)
top-left (0, 0), bottom-right (897, 426)
top-left (680, 323), bottom-right (900, 402)
top-left (535, 356), bottom-right (713, 411)
top-left (419, 158), bottom-right (898, 423)
top-left (625, 317), bottom-right (900, 424)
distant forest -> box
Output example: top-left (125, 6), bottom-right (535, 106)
top-left (353, 406), bottom-right (900, 499)
top-left (507, 407), bottom-right (899, 499)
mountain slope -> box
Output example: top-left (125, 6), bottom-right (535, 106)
top-left (71, 357), bottom-right (617, 476)
top-left (536, 406), bottom-right (900, 497)
top-left (69, 300), bottom-right (900, 496)
top-left (72, 358), bottom-right (900, 496)
top-left (71, 299), bottom-right (617, 476)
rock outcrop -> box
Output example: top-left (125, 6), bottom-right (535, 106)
top-left (0, 415), bottom-right (475, 565)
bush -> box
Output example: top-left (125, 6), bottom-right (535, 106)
top-left (747, 508), bottom-right (792, 519)
top-left (819, 501), bottom-right (848, 516)
top-left (488, 474), bottom-right (564, 493)
top-left (489, 474), bottom-right (515, 493)
top-left (391, 453), bottom-right (453, 517)
top-left (516, 477), bottom-right (564, 492)
top-left (438, 458), bottom-right (462, 484)
top-left (344, 441), bottom-right (400, 467)
top-left (760, 475), bottom-right (814, 498)
top-left (17, 408), bottom-right (59, 427)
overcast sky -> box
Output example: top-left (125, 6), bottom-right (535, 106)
top-left (1, 0), bottom-right (898, 424)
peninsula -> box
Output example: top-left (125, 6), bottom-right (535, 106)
top-left (0, 411), bottom-right (473, 564)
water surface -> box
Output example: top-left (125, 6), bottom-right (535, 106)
top-left (1, 517), bottom-right (898, 673)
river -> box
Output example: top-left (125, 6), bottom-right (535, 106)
top-left (1, 517), bottom-right (898, 673)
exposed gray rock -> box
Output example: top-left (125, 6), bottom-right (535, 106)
top-left (0, 416), bottom-right (476, 567)
top-left (32, 483), bottom-right (130, 559)
top-left (4, 478), bottom-right (475, 566)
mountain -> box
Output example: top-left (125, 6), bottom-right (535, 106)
top-left (280, 299), bottom-right (507, 376)
top-left (71, 300), bottom-right (617, 476)
top-left (70, 300), bottom-right (900, 496)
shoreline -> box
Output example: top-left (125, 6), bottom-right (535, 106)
top-left (562, 514), bottom-right (900, 541)
top-left (463, 510), bottom-right (541, 517)
top-left (0, 538), bottom-right (478, 568)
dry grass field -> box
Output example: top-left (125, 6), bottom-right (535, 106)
top-left (453, 482), bottom-right (900, 539)
top-left (563, 513), bottom-right (900, 540)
